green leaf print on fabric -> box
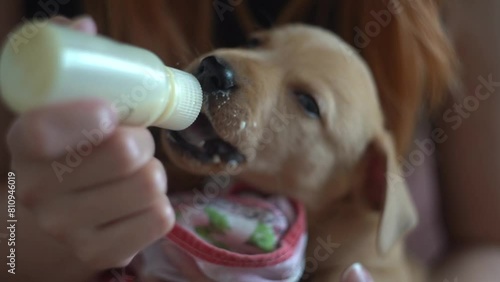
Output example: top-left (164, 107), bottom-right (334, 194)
top-left (205, 207), bottom-right (230, 231)
top-left (249, 222), bottom-right (277, 252)
top-left (195, 226), bottom-right (228, 249)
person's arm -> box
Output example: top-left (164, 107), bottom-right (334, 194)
top-left (433, 1), bottom-right (500, 281)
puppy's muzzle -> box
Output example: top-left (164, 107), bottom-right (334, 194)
top-left (164, 56), bottom-right (246, 166)
top-left (195, 56), bottom-right (236, 93)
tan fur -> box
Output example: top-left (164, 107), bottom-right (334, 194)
top-left (161, 25), bottom-right (421, 281)
top-left (83, 0), bottom-right (457, 155)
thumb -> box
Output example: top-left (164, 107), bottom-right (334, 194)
top-left (340, 263), bottom-right (374, 282)
top-left (50, 15), bottom-right (97, 35)
top-left (70, 15), bottom-right (98, 34)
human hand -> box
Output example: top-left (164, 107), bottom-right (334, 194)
top-left (6, 16), bottom-right (175, 271)
top-left (8, 99), bottom-right (174, 270)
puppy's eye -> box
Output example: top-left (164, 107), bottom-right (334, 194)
top-left (244, 37), bottom-right (262, 48)
top-left (295, 91), bottom-right (320, 118)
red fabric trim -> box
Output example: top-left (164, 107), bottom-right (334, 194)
top-left (166, 183), bottom-right (306, 268)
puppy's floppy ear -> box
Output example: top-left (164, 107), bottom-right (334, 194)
top-left (361, 131), bottom-right (418, 255)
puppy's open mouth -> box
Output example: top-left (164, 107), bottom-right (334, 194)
top-left (167, 113), bottom-right (246, 165)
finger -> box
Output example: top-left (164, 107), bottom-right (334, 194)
top-left (14, 126), bottom-right (156, 208)
top-left (70, 15), bottom-right (97, 34)
top-left (50, 15), bottom-right (97, 35)
top-left (54, 126), bottom-right (156, 188)
top-left (53, 159), bottom-right (167, 227)
top-left (8, 99), bottom-right (117, 161)
top-left (74, 197), bottom-right (175, 270)
top-left (340, 263), bottom-right (374, 282)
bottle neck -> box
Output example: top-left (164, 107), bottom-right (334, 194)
top-left (152, 66), bottom-right (203, 130)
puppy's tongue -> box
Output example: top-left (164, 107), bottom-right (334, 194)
top-left (178, 114), bottom-right (218, 147)
top-left (171, 113), bottom-right (245, 164)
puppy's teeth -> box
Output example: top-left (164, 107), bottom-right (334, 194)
top-left (239, 121), bottom-right (247, 131)
top-left (197, 141), bottom-right (205, 148)
top-left (213, 155), bottom-right (221, 163)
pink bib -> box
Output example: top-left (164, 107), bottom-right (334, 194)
top-left (141, 184), bottom-right (307, 282)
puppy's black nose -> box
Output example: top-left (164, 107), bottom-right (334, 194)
top-left (196, 56), bottom-right (235, 93)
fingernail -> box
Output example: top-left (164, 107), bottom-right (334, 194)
top-left (70, 15), bottom-right (97, 34)
top-left (341, 263), bottom-right (374, 282)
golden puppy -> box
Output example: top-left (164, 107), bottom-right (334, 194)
top-left (161, 24), bottom-right (420, 282)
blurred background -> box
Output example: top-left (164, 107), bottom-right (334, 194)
top-left (0, 1), bottom-right (499, 281)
